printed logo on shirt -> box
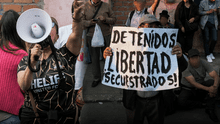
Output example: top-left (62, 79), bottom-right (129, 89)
top-left (31, 73), bottom-right (65, 93)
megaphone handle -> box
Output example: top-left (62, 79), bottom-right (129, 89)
top-left (34, 55), bottom-right (39, 61)
top-left (28, 49), bottom-right (40, 72)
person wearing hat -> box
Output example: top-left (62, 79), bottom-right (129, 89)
top-left (159, 10), bottom-right (174, 28)
top-left (104, 14), bottom-right (188, 124)
top-left (138, 14), bottom-right (161, 28)
top-left (178, 48), bottom-right (219, 122)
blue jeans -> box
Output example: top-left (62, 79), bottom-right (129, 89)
top-left (203, 21), bottom-right (218, 56)
top-left (0, 115), bottom-right (20, 124)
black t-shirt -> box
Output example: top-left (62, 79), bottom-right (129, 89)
top-left (17, 45), bottom-right (77, 122)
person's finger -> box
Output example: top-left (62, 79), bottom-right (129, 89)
top-left (74, 0), bottom-right (78, 6)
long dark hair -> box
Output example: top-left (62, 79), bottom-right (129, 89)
top-left (182, 0), bottom-right (193, 4)
top-left (0, 10), bottom-right (26, 54)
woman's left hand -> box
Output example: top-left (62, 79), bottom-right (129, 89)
top-left (188, 17), bottom-right (195, 23)
top-left (98, 15), bottom-right (106, 22)
top-left (172, 45), bottom-right (182, 59)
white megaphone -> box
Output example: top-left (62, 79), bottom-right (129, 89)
top-left (16, 8), bottom-right (53, 72)
top-left (16, 8), bottom-right (52, 44)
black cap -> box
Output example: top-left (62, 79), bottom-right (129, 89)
top-left (188, 49), bottom-right (200, 58)
top-left (159, 10), bottom-right (170, 19)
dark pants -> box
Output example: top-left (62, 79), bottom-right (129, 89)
top-left (86, 35), bottom-right (111, 81)
top-left (133, 93), bottom-right (164, 124)
top-left (125, 109), bottom-right (135, 124)
top-left (20, 112), bottom-right (77, 124)
top-left (177, 29), bottom-right (195, 54)
top-left (203, 21), bottom-right (218, 56)
top-left (178, 79), bottom-right (216, 110)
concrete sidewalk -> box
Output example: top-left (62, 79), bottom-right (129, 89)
top-left (81, 53), bottom-right (220, 124)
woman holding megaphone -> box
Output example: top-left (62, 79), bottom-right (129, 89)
top-left (17, 0), bottom-right (84, 124)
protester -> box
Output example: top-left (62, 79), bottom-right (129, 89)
top-left (199, 0), bottom-right (220, 62)
top-left (55, 3), bottom-right (86, 123)
top-left (104, 14), bottom-right (188, 124)
top-left (124, 0), bottom-right (150, 123)
top-left (0, 10), bottom-right (28, 124)
top-left (82, 0), bottom-right (116, 87)
top-left (17, 1), bottom-right (84, 123)
top-left (125, 0), bottom-right (149, 27)
top-left (55, 2), bottom-right (87, 91)
top-left (178, 48), bottom-right (219, 122)
top-left (52, 15), bottom-right (84, 124)
top-left (159, 10), bottom-right (174, 28)
top-left (174, 0), bottom-right (200, 54)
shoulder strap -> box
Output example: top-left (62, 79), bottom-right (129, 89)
top-left (129, 10), bottom-right (135, 22)
top-left (87, 1), bottom-right (103, 33)
top-left (129, 8), bottom-right (149, 22)
top-left (92, 1), bottom-right (103, 19)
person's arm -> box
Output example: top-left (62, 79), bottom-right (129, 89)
top-left (17, 44), bottom-right (42, 91)
top-left (106, 5), bottom-right (117, 25)
top-left (82, 17), bottom-right (96, 28)
top-left (199, 1), bottom-right (213, 15)
top-left (66, 0), bottom-right (84, 56)
top-left (18, 66), bottom-right (34, 91)
top-left (208, 70), bottom-right (219, 94)
top-left (151, 0), bottom-right (159, 14)
top-left (98, 4), bottom-right (116, 25)
top-left (185, 75), bottom-right (211, 91)
top-left (190, 4), bottom-right (200, 23)
top-left (81, 3), bottom-right (96, 28)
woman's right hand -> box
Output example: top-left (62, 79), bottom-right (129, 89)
top-left (103, 47), bottom-right (112, 59)
top-left (30, 44), bottom-right (42, 67)
top-left (181, 26), bottom-right (185, 33)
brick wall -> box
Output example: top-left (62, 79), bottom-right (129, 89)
top-left (0, 0), bottom-right (219, 53)
top-left (111, 0), bottom-right (220, 54)
top-left (112, 0), bottom-right (154, 26)
top-left (0, 0), bottom-right (43, 19)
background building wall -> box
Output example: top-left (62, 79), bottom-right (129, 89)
top-left (0, 0), bottom-right (219, 53)
top-left (0, 0), bottom-right (43, 19)
top-left (44, 0), bottom-right (73, 27)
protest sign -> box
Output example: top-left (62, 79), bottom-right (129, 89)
top-left (102, 26), bottom-right (179, 91)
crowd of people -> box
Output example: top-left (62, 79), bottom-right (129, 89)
top-left (0, 0), bottom-right (219, 124)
